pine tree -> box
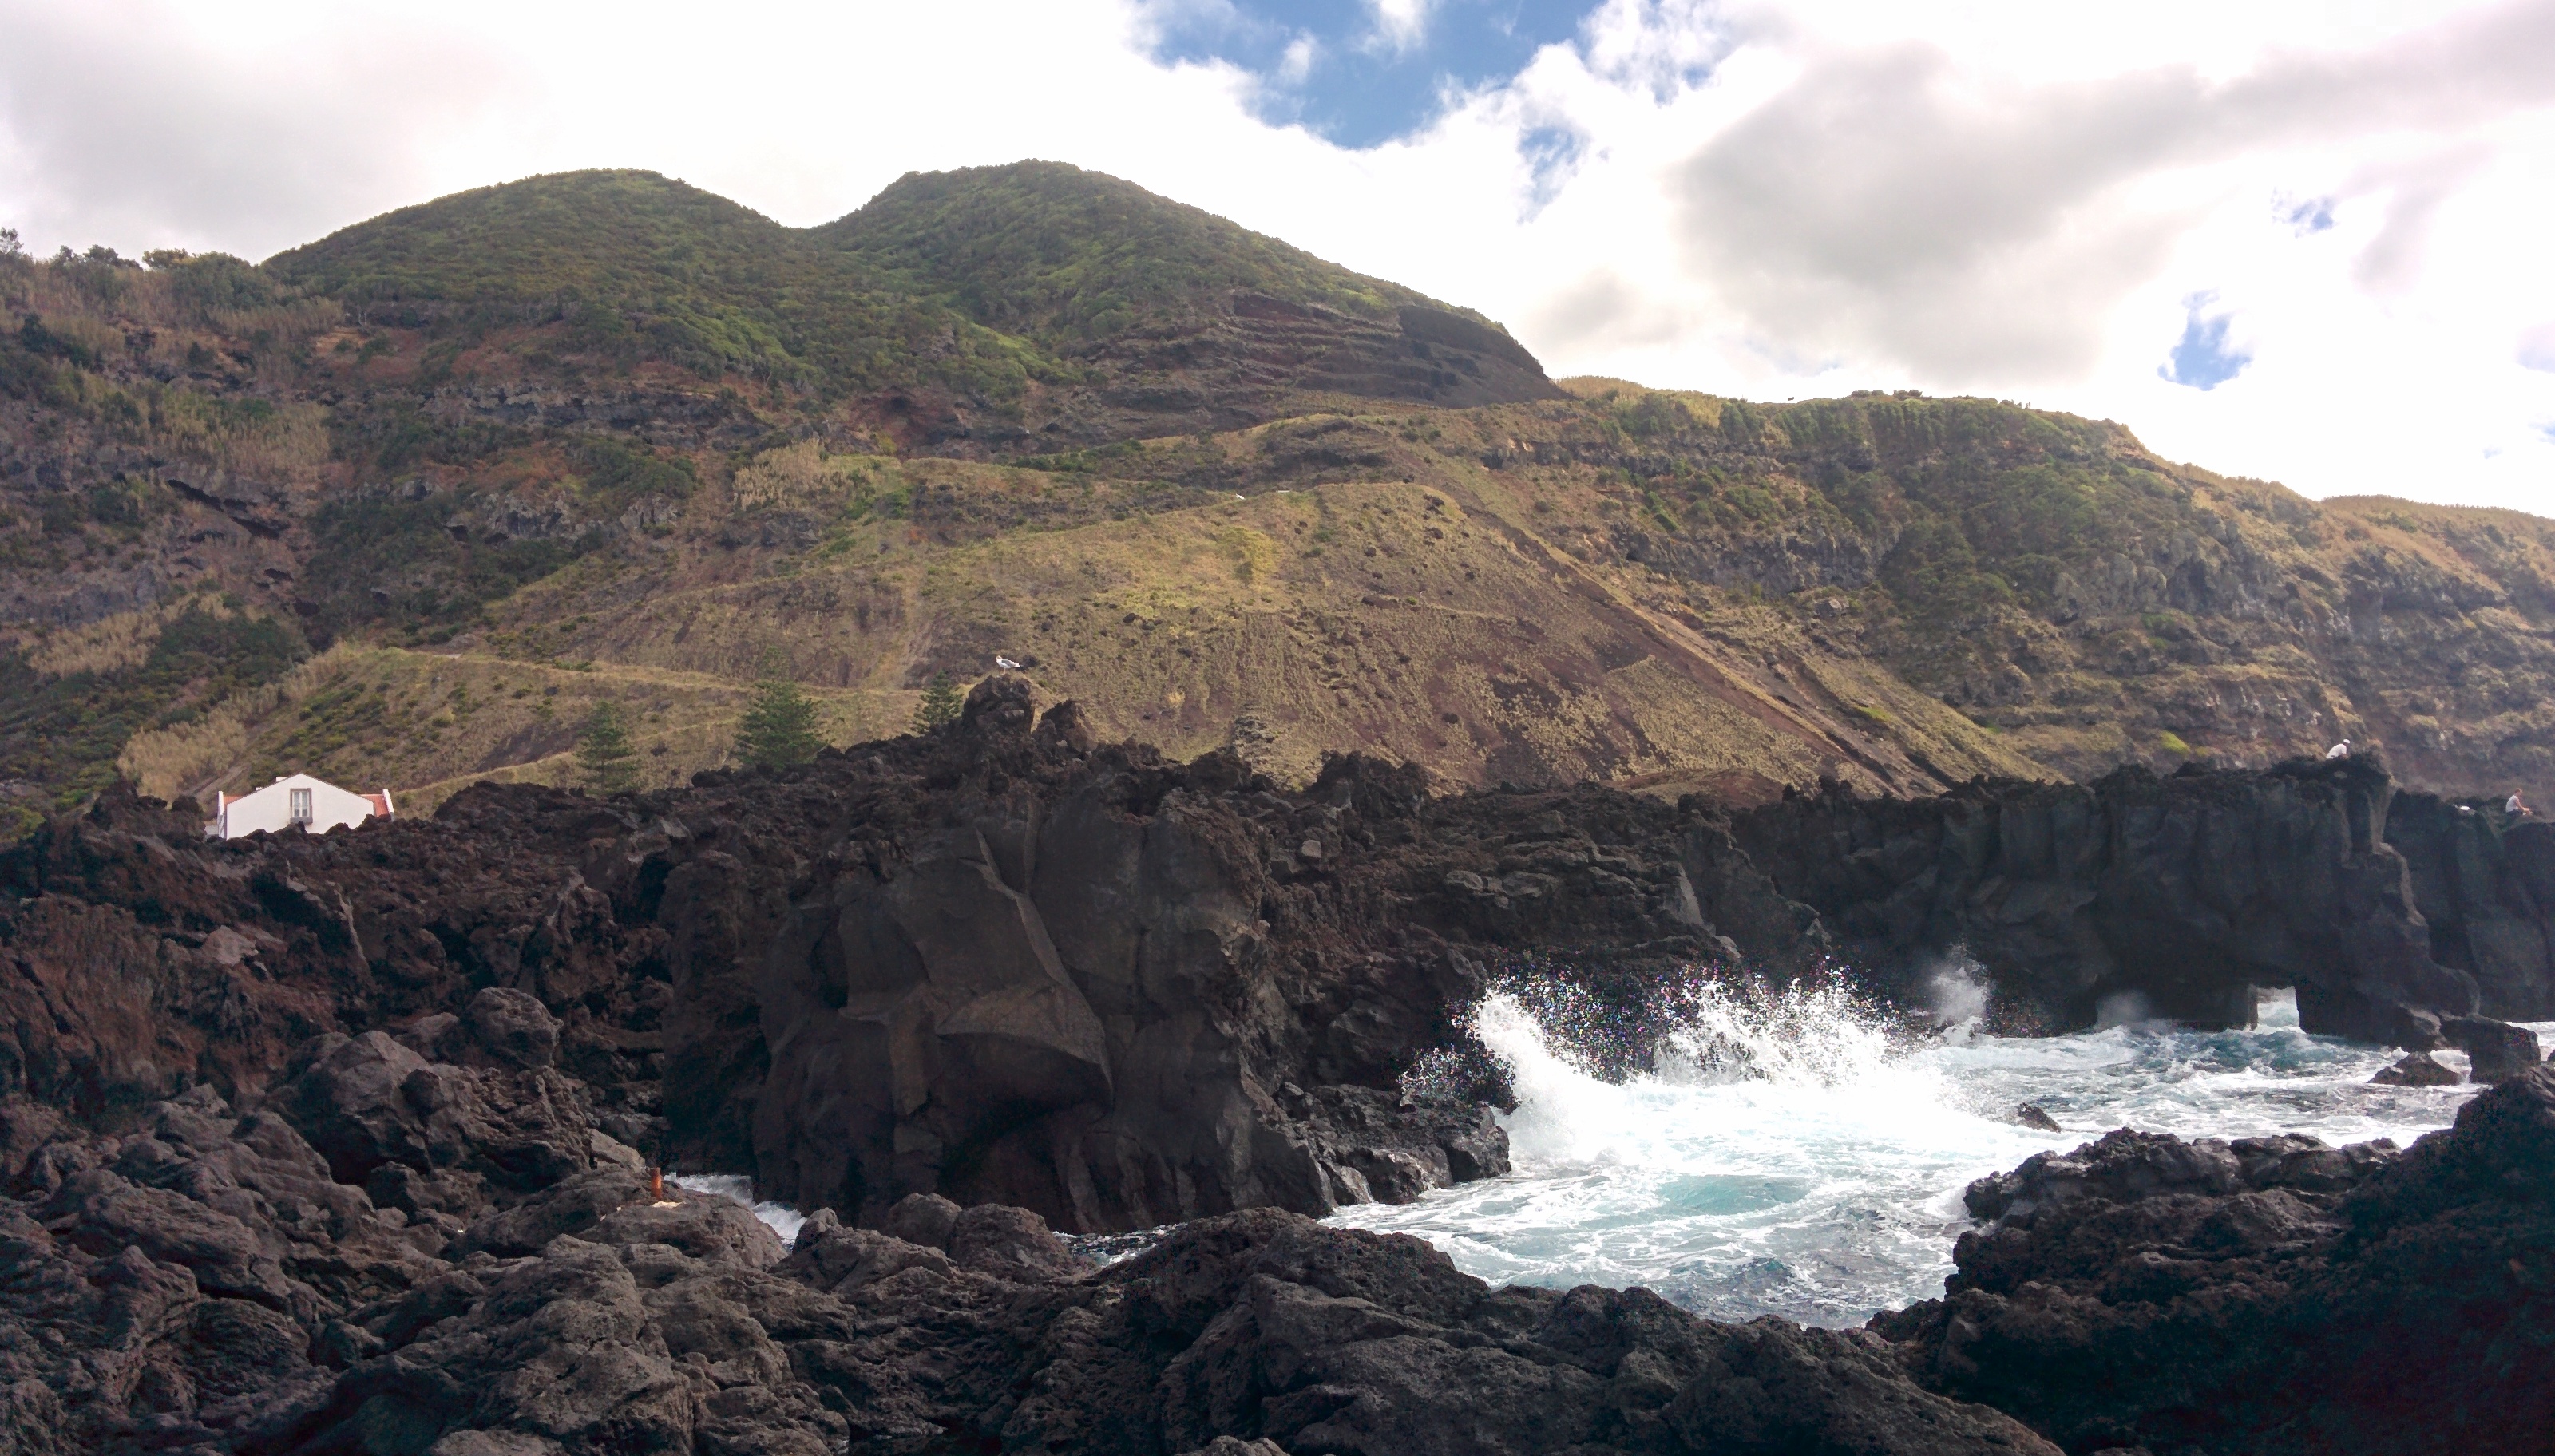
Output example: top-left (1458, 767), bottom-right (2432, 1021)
top-left (576, 700), bottom-right (640, 794)
top-left (912, 671), bottom-right (962, 734)
top-left (735, 675), bottom-right (822, 770)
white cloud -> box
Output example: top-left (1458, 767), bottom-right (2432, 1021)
top-left (1365, 0), bottom-right (1436, 54)
top-left (1, 0), bottom-right (2551, 508)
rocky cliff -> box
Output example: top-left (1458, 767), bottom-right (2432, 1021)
top-left (1875, 1064), bottom-right (2555, 1454)
top-left (3, 697), bottom-right (2551, 1451)
top-left (6, 684), bottom-right (2547, 1240)
top-left (1729, 755), bottom-right (2555, 1044)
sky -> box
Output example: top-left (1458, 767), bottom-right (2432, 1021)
top-left (4, 0), bottom-right (2554, 510)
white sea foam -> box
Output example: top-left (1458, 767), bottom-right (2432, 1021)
top-left (1333, 982), bottom-right (2514, 1327)
top-left (669, 1173), bottom-right (807, 1244)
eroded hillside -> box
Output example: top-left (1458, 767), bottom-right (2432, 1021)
top-left (2, 164), bottom-right (2551, 826)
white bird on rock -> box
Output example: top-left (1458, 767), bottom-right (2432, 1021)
top-left (2326, 740), bottom-right (2351, 759)
top-left (995, 656), bottom-right (1022, 671)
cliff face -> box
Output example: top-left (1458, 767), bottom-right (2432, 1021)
top-left (5, 690), bottom-right (2545, 1247)
top-left (5, 682), bottom-right (1767, 1234)
top-left (2, 717), bottom-right (2548, 1451)
top-left (1729, 758), bottom-right (2536, 1040)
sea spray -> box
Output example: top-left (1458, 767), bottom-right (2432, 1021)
top-left (1334, 974), bottom-right (2498, 1327)
top-left (1917, 949), bottom-right (1991, 1043)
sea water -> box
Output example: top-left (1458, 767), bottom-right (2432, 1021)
top-left (671, 981), bottom-right (2540, 1327)
top-left (1327, 981), bottom-right (2538, 1327)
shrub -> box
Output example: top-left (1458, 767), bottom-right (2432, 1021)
top-left (735, 675), bottom-right (822, 769)
top-left (576, 699), bottom-right (640, 793)
top-left (911, 671), bottom-right (962, 734)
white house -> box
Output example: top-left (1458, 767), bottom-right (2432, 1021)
top-left (207, 774), bottom-right (394, 839)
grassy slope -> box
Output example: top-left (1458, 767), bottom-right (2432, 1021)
top-left (821, 160), bottom-right (1446, 344)
top-left (264, 169), bottom-right (1052, 398)
top-left (14, 168), bottom-right (2555, 818)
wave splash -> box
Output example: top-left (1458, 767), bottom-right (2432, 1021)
top-left (1476, 978), bottom-right (1963, 1176)
top-left (1339, 972), bottom-right (2478, 1327)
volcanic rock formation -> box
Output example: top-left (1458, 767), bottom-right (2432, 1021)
top-left (1875, 1063), bottom-right (2555, 1455)
top-left (6, 681), bottom-right (2547, 1240)
top-left (1730, 755), bottom-right (2555, 1043)
top-left (3, 691), bottom-right (2553, 1452)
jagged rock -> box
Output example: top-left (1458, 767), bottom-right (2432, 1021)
top-left (1876, 1068), bottom-right (2555, 1454)
top-left (947, 1202), bottom-right (1087, 1282)
top-left (774, 1214), bottom-right (955, 1296)
top-left (2371, 1051), bottom-right (2460, 1086)
top-left (0, 1090), bottom-right (435, 1452)
top-left (2013, 1102), bottom-right (2062, 1131)
top-left (2441, 1013), bottom-right (2541, 1083)
top-left (461, 987), bottom-right (561, 1071)
top-left (280, 1031), bottom-right (597, 1205)
top-left (2, 749), bottom-right (2551, 1453)
top-left (9, 740), bottom-right (2533, 1241)
top-left (879, 1191), bottom-right (960, 1249)
top-left (1733, 758), bottom-right (2518, 1039)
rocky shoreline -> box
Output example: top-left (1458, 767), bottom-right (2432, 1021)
top-left (3, 680), bottom-right (2549, 1453)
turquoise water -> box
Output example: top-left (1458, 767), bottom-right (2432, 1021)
top-left (1328, 983), bottom-right (2527, 1327)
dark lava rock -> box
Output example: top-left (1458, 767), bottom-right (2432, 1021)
top-left (1, 726), bottom-right (2551, 1453)
top-left (878, 1191), bottom-right (960, 1249)
top-left (2013, 1102), bottom-right (2062, 1132)
top-left (2371, 1051), bottom-right (2460, 1086)
top-left (1875, 1066), bottom-right (2555, 1454)
top-left (460, 987), bottom-right (561, 1071)
top-left (2441, 1013), bottom-right (2542, 1083)
top-left (1, 727), bottom-right (2536, 1236)
top-left (1732, 758), bottom-right (2555, 1039)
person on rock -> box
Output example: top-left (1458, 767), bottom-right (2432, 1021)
top-left (2509, 793), bottom-right (2531, 818)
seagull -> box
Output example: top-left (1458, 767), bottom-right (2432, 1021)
top-left (994, 656), bottom-right (1022, 671)
top-left (2459, 805), bottom-right (2476, 817)
top-left (2325, 740), bottom-right (2351, 760)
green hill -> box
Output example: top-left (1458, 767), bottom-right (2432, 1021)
top-left (2, 164), bottom-right (2550, 834)
top-left (265, 169), bottom-right (1048, 398)
top-left (821, 160), bottom-right (1442, 344)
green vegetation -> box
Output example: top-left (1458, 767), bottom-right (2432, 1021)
top-left (822, 160), bottom-right (1460, 346)
top-left (0, 605), bottom-right (307, 833)
top-left (735, 675), bottom-right (822, 769)
top-left (576, 699), bottom-right (640, 793)
top-left (912, 672), bottom-right (962, 734)
top-left (300, 489), bottom-right (592, 638)
top-left (263, 169), bottom-right (1052, 395)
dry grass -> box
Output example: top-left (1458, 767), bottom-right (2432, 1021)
top-left (19, 593), bottom-right (239, 677)
top-left (122, 643), bottom-right (912, 810)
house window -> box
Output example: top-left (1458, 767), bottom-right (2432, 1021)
top-left (289, 788), bottom-right (313, 825)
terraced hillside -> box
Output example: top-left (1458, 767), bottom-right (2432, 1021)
top-left (2, 164), bottom-right (2552, 828)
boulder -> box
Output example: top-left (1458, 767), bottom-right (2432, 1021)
top-left (880, 1191), bottom-right (960, 1249)
top-left (1879, 1068), bottom-right (2555, 1454)
top-left (947, 1203), bottom-right (1087, 1282)
top-left (461, 987), bottom-right (560, 1070)
top-left (2371, 1051), bottom-right (2459, 1086)
top-left (2441, 1014), bottom-right (2541, 1083)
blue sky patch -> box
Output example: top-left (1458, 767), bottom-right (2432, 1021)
top-left (2280, 196), bottom-right (2335, 234)
top-left (1142, 0), bottom-right (1599, 149)
top-left (2159, 295), bottom-right (2252, 390)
